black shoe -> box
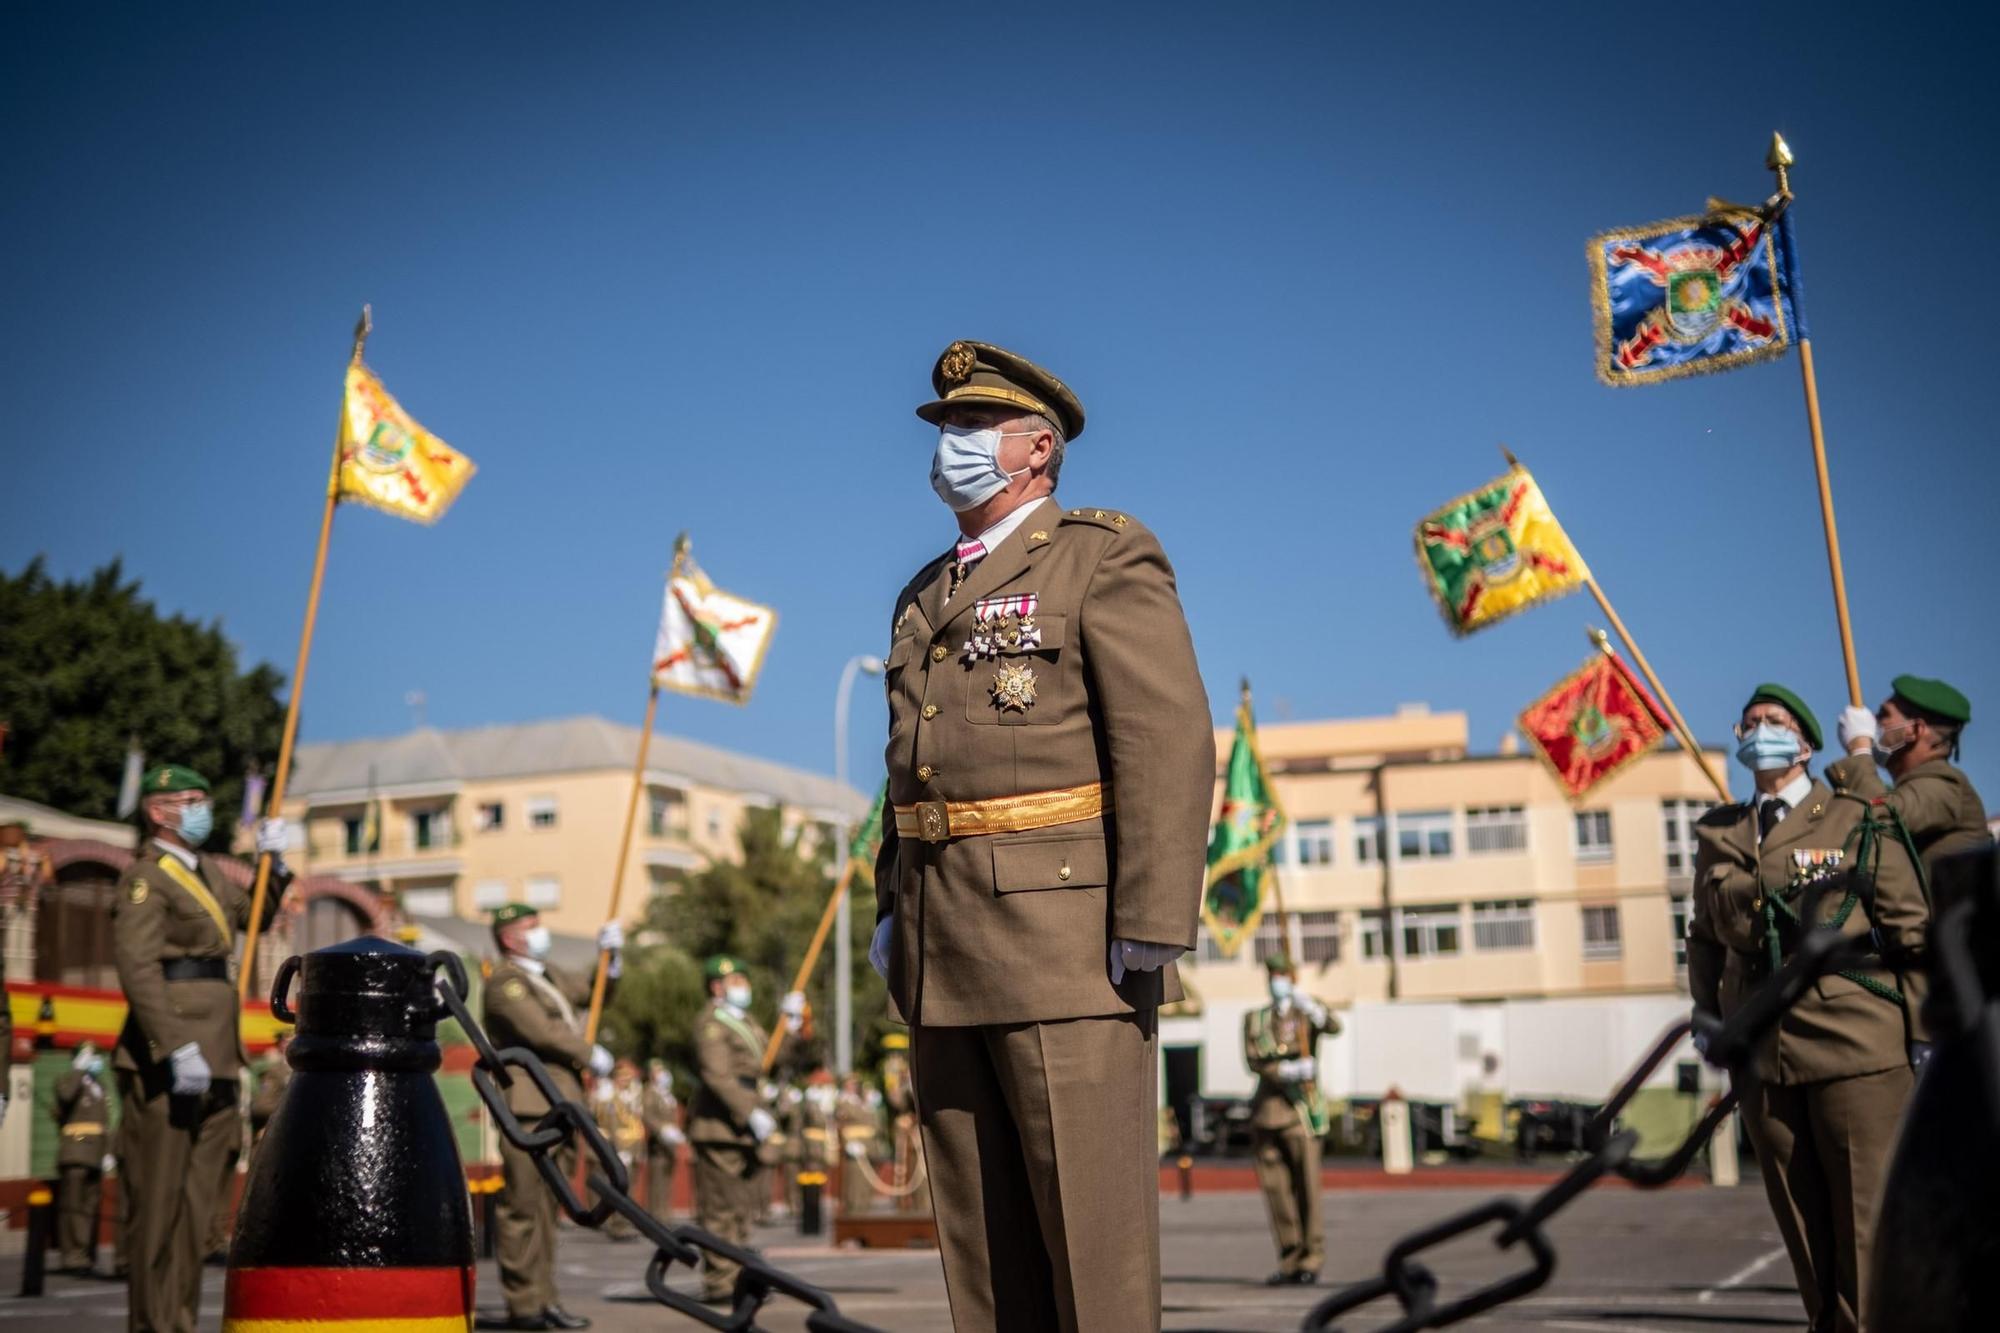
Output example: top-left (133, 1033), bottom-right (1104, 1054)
top-left (1292, 1271), bottom-right (1320, 1286)
top-left (498, 1315), bottom-right (550, 1331)
top-left (1264, 1270), bottom-right (1293, 1287)
top-left (541, 1307), bottom-right (590, 1330)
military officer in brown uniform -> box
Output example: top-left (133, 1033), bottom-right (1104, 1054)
top-left (481, 903), bottom-right (620, 1330)
top-left (869, 341), bottom-right (1214, 1333)
top-left (689, 955), bottom-right (804, 1303)
top-left (1243, 954), bottom-right (1340, 1286)
top-left (1686, 685), bottom-right (1931, 1333)
top-left (642, 1060), bottom-right (685, 1218)
top-left (112, 764), bottom-right (290, 1333)
top-left (53, 1042), bottom-right (112, 1272)
top-left (1834, 675), bottom-right (1990, 879)
top-left (836, 1074), bottom-right (880, 1217)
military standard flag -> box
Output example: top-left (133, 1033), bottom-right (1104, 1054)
top-left (652, 547), bottom-right (777, 704)
top-left (1588, 201), bottom-right (1798, 386)
top-left (1518, 650), bottom-right (1669, 801)
top-left (1203, 690), bottom-right (1286, 960)
top-left (1415, 464), bottom-right (1589, 636)
top-left (336, 364), bottom-right (477, 521)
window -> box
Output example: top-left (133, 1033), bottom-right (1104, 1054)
top-left (1359, 909), bottom-right (1389, 959)
top-left (1252, 915), bottom-right (1291, 964)
top-left (707, 808), bottom-right (725, 839)
top-left (1295, 910), bottom-right (1341, 965)
top-left (1470, 899), bottom-right (1535, 951)
top-left (1400, 903), bottom-right (1462, 957)
top-left (472, 880), bottom-right (510, 910)
top-left (1662, 799), bottom-right (1717, 877)
top-left (1395, 810), bottom-right (1453, 861)
top-left (1292, 819), bottom-right (1334, 867)
top-left (1582, 905), bottom-right (1622, 960)
top-left (1354, 816), bottom-right (1386, 865)
top-left (525, 875), bottom-right (561, 908)
top-left (1574, 810), bottom-right (1613, 862)
top-left (649, 787), bottom-right (689, 838)
top-left (411, 807), bottom-right (451, 850)
top-left (527, 796), bottom-right (559, 831)
top-left (403, 886), bottom-right (454, 917)
top-left (475, 802), bottom-right (505, 833)
top-left (343, 816), bottom-right (363, 855)
top-left (1669, 893), bottom-right (1691, 969)
top-left (1465, 806), bottom-right (1527, 855)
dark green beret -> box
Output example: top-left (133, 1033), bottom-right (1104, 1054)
top-left (490, 903), bottom-right (538, 927)
top-left (141, 764), bottom-right (210, 795)
top-left (1745, 683), bottom-right (1823, 751)
top-left (704, 954), bottom-right (748, 981)
top-left (916, 340), bottom-right (1086, 442)
top-left (1892, 675), bottom-right (1970, 726)
top-left (1264, 952), bottom-right (1297, 975)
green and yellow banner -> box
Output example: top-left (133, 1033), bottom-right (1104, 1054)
top-left (1202, 688), bottom-right (1286, 959)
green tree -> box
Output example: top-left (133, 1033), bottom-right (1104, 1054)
top-left (606, 805), bottom-right (893, 1087)
top-left (0, 557), bottom-right (285, 844)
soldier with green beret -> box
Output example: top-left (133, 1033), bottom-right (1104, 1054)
top-left (1685, 685), bottom-right (1932, 1332)
top-left (1243, 952), bottom-right (1340, 1287)
top-left (1835, 675), bottom-right (1991, 879)
top-left (113, 763), bottom-right (292, 1333)
top-left (688, 954), bottom-right (804, 1304)
top-left (0, 815), bottom-right (52, 1123)
top-left (52, 1041), bottom-right (111, 1273)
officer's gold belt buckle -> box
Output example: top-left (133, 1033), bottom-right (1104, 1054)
top-left (898, 782), bottom-right (1111, 844)
top-left (914, 801), bottom-right (951, 842)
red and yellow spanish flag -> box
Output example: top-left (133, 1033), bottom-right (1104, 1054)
top-left (1518, 649), bottom-right (1669, 801)
top-left (1414, 464), bottom-right (1589, 636)
top-left (224, 1264), bottom-right (473, 1333)
top-left (335, 364), bottom-right (476, 523)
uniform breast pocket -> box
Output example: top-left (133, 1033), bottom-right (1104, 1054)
top-left (966, 613), bottom-right (1067, 726)
top-left (885, 634), bottom-right (917, 682)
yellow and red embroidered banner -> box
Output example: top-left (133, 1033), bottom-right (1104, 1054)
top-left (1414, 465), bottom-right (1589, 636)
top-left (336, 364), bottom-right (476, 523)
top-left (1518, 650), bottom-right (1668, 801)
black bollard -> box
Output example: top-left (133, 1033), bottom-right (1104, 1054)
top-left (18, 1184), bottom-right (52, 1296)
top-left (224, 937), bottom-right (473, 1327)
top-left (799, 1171), bottom-right (825, 1236)
top-left (1177, 1155), bottom-right (1194, 1202)
top-left (479, 1177), bottom-right (500, 1260)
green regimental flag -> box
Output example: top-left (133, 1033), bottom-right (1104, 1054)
top-left (847, 781), bottom-right (887, 887)
top-left (1203, 687), bottom-right (1287, 959)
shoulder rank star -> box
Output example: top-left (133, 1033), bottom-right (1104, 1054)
top-left (990, 661), bottom-right (1038, 712)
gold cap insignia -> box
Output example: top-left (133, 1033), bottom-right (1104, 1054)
top-left (129, 879), bottom-right (149, 905)
top-left (991, 662), bottom-right (1038, 712)
top-left (939, 341), bottom-right (978, 386)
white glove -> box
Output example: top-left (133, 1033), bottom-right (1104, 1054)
top-left (868, 915), bottom-right (893, 978)
top-left (1838, 706), bottom-right (1879, 755)
top-left (169, 1042), bottom-right (212, 1096)
top-left (589, 1044), bottom-right (615, 1078)
top-left (781, 990), bottom-right (807, 1031)
top-left (1108, 938), bottom-right (1186, 985)
top-left (255, 817), bottom-right (290, 856)
top-left (1277, 1057), bottom-right (1317, 1082)
top-left (597, 920), bottom-right (624, 953)
top-left (1303, 997), bottom-right (1330, 1027)
top-left (593, 1078), bottom-right (615, 1103)
top-left (660, 1125), bottom-right (686, 1149)
top-left (844, 1139), bottom-right (868, 1160)
top-left (102, 1155), bottom-right (116, 1174)
top-left (747, 1108), bottom-right (777, 1142)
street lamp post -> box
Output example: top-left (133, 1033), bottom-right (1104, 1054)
top-left (833, 653), bottom-right (883, 1075)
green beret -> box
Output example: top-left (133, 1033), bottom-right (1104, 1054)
top-left (704, 954), bottom-right (748, 981)
top-left (1892, 675), bottom-right (1971, 726)
top-left (1264, 952), bottom-right (1297, 975)
top-left (915, 340), bottom-right (1086, 442)
top-left (489, 903), bottom-right (538, 927)
top-left (141, 764), bottom-right (210, 796)
top-left (1745, 683), bottom-right (1823, 751)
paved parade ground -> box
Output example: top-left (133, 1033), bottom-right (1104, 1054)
top-left (0, 1182), bottom-right (1804, 1332)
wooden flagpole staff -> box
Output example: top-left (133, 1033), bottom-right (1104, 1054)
top-left (237, 306), bottom-right (371, 1008)
top-left (762, 856), bottom-right (859, 1072)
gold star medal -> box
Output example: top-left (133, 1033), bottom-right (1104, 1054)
top-left (990, 662), bottom-right (1037, 712)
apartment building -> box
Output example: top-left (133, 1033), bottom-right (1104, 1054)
top-left (283, 716), bottom-right (865, 941)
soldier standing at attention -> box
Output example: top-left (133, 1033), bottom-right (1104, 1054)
top-left (641, 1060), bottom-right (685, 1219)
top-left (1243, 953), bottom-right (1339, 1287)
top-left (835, 1073), bottom-right (879, 1218)
top-left (689, 955), bottom-right (804, 1305)
top-left (52, 1041), bottom-right (111, 1274)
top-left (594, 1059), bottom-right (648, 1241)
top-left (1834, 675), bottom-right (1991, 877)
top-left (112, 764), bottom-right (290, 1333)
top-left (482, 903), bottom-right (621, 1331)
top-left (869, 341), bottom-right (1214, 1333)
top-left (1685, 685), bottom-right (1931, 1333)
top-left (0, 817), bottom-right (53, 1122)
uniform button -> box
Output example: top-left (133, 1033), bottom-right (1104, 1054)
top-left (930, 644), bottom-right (949, 662)
top-left (922, 704), bottom-right (940, 720)
top-left (1057, 863), bottom-right (1071, 882)
top-left (917, 765), bottom-right (935, 782)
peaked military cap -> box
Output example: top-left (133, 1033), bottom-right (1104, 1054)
top-left (1892, 674), bottom-right (1971, 725)
top-left (915, 340), bottom-right (1086, 442)
top-left (1745, 683), bottom-right (1823, 751)
top-left (141, 764), bottom-right (210, 795)
top-left (704, 954), bottom-right (748, 981)
top-left (490, 902), bottom-right (539, 927)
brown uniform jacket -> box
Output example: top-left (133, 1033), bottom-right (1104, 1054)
top-left (688, 999), bottom-right (794, 1147)
top-left (52, 1071), bottom-right (110, 1167)
top-left (1825, 755), bottom-right (1991, 880)
top-left (111, 845), bottom-right (287, 1081)
top-left (249, 1058), bottom-right (290, 1138)
top-left (482, 959), bottom-right (600, 1117)
top-left (1686, 776), bottom-right (1929, 1085)
top-left (594, 1084), bottom-right (649, 1162)
top-left (641, 1083), bottom-right (681, 1142)
top-left (874, 501), bottom-right (1215, 1026)
top-left (1243, 1000), bottom-right (1340, 1131)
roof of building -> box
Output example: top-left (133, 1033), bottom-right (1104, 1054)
top-left (289, 715), bottom-right (866, 818)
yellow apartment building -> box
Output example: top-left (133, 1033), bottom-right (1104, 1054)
top-left (283, 716), bottom-right (865, 943)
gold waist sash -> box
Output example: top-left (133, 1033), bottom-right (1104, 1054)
top-left (894, 782), bottom-right (1110, 844)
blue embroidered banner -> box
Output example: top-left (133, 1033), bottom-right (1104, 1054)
top-left (1588, 204), bottom-right (1798, 386)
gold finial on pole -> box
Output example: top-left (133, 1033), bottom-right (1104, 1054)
top-left (1239, 676), bottom-right (1253, 706)
top-left (1766, 132), bottom-right (1794, 195)
top-left (349, 304), bottom-right (372, 365)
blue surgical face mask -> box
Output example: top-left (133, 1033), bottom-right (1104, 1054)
top-left (930, 425), bottom-right (1032, 512)
top-left (177, 800), bottom-right (214, 848)
top-left (1735, 723), bottom-right (1804, 773)
top-left (1269, 976), bottom-right (1294, 1002)
top-left (724, 980), bottom-right (753, 1010)
top-left (522, 925), bottom-right (553, 960)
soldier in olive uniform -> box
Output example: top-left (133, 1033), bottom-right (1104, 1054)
top-left (594, 1059), bottom-right (648, 1241)
top-left (835, 1074), bottom-right (879, 1217)
top-left (870, 340), bottom-right (1214, 1333)
top-left (112, 764), bottom-right (290, 1333)
top-left (248, 1032), bottom-right (291, 1146)
top-left (52, 1042), bottom-right (112, 1272)
top-left (878, 1032), bottom-right (929, 1212)
top-left (1834, 675), bottom-right (1990, 878)
top-left (0, 817), bottom-right (51, 1120)
top-left (689, 955), bottom-right (804, 1304)
top-left (481, 903), bottom-right (621, 1331)
top-left (641, 1061), bottom-right (685, 1219)
top-left (1243, 954), bottom-right (1340, 1286)
top-left (1686, 686), bottom-right (1931, 1333)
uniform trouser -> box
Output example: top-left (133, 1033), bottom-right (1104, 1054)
top-left (1253, 1119), bottom-right (1324, 1275)
top-left (496, 1130), bottom-right (577, 1318)
top-left (604, 1151), bottom-right (642, 1238)
top-left (204, 1143), bottom-right (241, 1256)
top-left (116, 1070), bottom-right (237, 1333)
top-left (647, 1151), bottom-right (677, 1221)
top-left (1739, 1065), bottom-right (1912, 1333)
top-left (692, 1141), bottom-right (761, 1300)
top-left (57, 1163), bottom-right (103, 1267)
top-left (912, 1011), bottom-right (1160, 1333)
top-left (840, 1151), bottom-right (875, 1216)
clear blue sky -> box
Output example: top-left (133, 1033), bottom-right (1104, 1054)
top-left (5, 4), bottom-right (1995, 805)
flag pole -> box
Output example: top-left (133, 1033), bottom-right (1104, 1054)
top-left (238, 305), bottom-right (370, 1009)
top-left (1583, 579), bottom-right (1729, 802)
top-left (762, 856), bottom-right (858, 1073)
top-left (584, 533), bottom-right (688, 1044)
top-left (1768, 133), bottom-right (1863, 707)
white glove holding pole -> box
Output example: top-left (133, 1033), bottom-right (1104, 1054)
top-left (597, 920), bottom-right (624, 979)
top-left (781, 990), bottom-right (807, 1032)
top-left (589, 1044), bottom-right (615, 1078)
top-left (1108, 939), bottom-right (1185, 985)
top-left (169, 1042), bottom-right (212, 1096)
top-left (256, 817), bottom-right (290, 856)
top-left (1276, 1057), bottom-right (1317, 1082)
top-left (868, 916), bottom-right (893, 978)
top-left (747, 1108), bottom-right (777, 1142)
top-left (660, 1125), bottom-right (686, 1149)
top-left (1838, 706), bottom-right (1879, 755)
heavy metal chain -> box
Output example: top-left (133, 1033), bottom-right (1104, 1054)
top-left (427, 952), bottom-right (886, 1333)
